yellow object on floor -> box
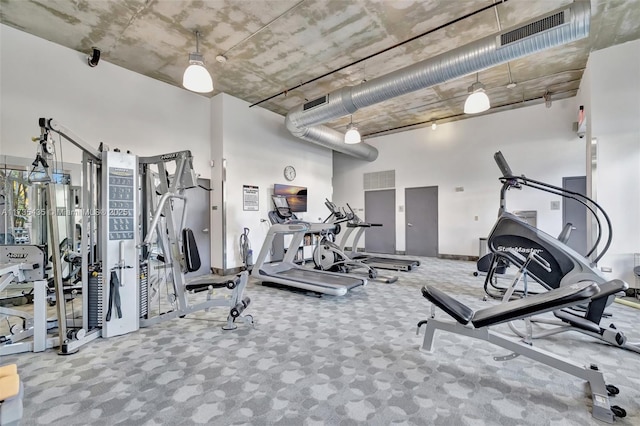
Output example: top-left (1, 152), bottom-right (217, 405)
top-left (0, 365), bottom-right (17, 378)
top-left (0, 364), bottom-right (19, 401)
top-left (615, 297), bottom-right (640, 310)
top-left (0, 375), bottom-right (19, 402)
top-left (0, 363), bottom-right (23, 426)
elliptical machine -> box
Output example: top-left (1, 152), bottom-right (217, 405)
top-left (313, 200), bottom-right (398, 283)
top-left (481, 151), bottom-right (637, 353)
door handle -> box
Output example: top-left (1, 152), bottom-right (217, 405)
top-left (202, 228), bottom-right (209, 233)
top-left (407, 223), bottom-right (413, 227)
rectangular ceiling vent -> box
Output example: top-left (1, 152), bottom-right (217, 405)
top-left (500, 10), bottom-right (566, 46)
top-left (303, 95), bottom-right (328, 111)
top-left (364, 170), bottom-right (395, 190)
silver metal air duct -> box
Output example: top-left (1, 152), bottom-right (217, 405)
top-left (286, 1), bottom-right (590, 161)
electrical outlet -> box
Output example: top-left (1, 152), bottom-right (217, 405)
top-left (474, 216), bottom-right (479, 221)
top-left (601, 266), bottom-right (612, 273)
top-left (550, 201), bottom-right (560, 210)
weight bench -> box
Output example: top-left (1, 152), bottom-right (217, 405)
top-left (417, 282), bottom-right (626, 423)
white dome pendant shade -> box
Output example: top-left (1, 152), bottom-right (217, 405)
top-left (183, 31), bottom-right (213, 94)
top-left (344, 116), bottom-right (361, 144)
top-left (464, 74), bottom-right (490, 114)
top-left (183, 54), bottom-right (213, 93)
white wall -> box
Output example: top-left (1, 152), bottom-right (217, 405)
top-left (333, 97), bottom-right (585, 257)
top-left (586, 39), bottom-right (640, 285)
top-left (0, 24), bottom-right (211, 174)
top-left (0, 25), bottom-right (333, 273)
top-left (5, 23), bottom-right (636, 282)
top-left (214, 94), bottom-right (333, 271)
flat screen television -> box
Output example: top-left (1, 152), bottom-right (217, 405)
top-left (274, 183), bottom-right (307, 212)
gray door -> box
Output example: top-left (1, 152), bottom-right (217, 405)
top-left (562, 176), bottom-right (587, 255)
top-left (405, 186), bottom-right (438, 257)
top-left (364, 189), bottom-right (396, 254)
top-left (184, 178), bottom-right (212, 276)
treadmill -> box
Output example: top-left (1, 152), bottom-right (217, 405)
top-left (251, 196), bottom-right (366, 296)
top-left (340, 203), bottom-right (421, 272)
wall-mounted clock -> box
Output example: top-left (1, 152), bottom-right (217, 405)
top-left (284, 165), bottom-right (296, 181)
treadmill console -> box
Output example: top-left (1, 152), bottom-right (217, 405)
top-left (269, 195), bottom-right (298, 224)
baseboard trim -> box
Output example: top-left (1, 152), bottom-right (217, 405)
top-left (438, 254), bottom-right (479, 262)
top-left (344, 249), bottom-right (478, 261)
top-left (345, 247), bottom-right (407, 255)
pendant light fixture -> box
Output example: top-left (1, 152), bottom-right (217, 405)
top-left (344, 116), bottom-right (361, 144)
top-left (183, 30), bottom-right (213, 93)
top-left (464, 73), bottom-right (490, 114)
top-left (544, 90), bottom-right (552, 108)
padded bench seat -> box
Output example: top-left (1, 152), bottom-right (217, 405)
top-left (421, 282), bottom-right (599, 328)
top-left (185, 275), bottom-right (240, 293)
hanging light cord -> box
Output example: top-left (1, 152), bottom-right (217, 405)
top-left (493, 2), bottom-right (515, 86)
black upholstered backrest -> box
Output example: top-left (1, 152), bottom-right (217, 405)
top-left (471, 282), bottom-right (598, 328)
top-left (422, 282), bottom-right (600, 329)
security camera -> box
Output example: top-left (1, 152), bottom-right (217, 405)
top-left (87, 47), bottom-right (101, 67)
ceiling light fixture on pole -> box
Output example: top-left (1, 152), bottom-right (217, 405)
top-left (464, 73), bottom-right (490, 114)
top-left (544, 90), bottom-right (552, 108)
top-left (183, 30), bottom-right (213, 93)
top-left (344, 116), bottom-right (361, 144)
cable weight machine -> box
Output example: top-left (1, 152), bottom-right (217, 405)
top-left (138, 151), bottom-right (253, 330)
top-left (32, 118), bottom-right (140, 354)
top-left (4, 119), bottom-right (253, 356)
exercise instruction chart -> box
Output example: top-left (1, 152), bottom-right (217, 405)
top-left (108, 167), bottom-right (135, 240)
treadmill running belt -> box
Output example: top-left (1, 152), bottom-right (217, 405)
top-left (277, 268), bottom-right (363, 290)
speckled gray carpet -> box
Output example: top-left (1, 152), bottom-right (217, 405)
top-left (3, 258), bottom-right (639, 425)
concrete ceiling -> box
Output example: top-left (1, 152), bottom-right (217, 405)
top-left (2, 0), bottom-right (640, 140)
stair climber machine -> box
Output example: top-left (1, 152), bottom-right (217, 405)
top-left (341, 203), bottom-right (420, 272)
top-left (480, 151), bottom-right (638, 353)
top-left (138, 151), bottom-right (253, 330)
top-left (314, 200), bottom-right (397, 284)
top-left (252, 195), bottom-right (366, 296)
top-left (475, 221), bottom-right (575, 281)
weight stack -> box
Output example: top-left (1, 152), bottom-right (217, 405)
top-left (139, 262), bottom-right (149, 318)
top-left (87, 265), bottom-right (103, 329)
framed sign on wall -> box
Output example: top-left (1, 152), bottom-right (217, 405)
top-left (243, 185), bottom-right (259, 211)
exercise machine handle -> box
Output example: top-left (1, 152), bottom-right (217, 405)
top-left (506, 247), bottom-right (527, 264)
top-left (494, 151), bottom-right (515, 178)
top-left (530, 251), bottom-right (552, 272)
